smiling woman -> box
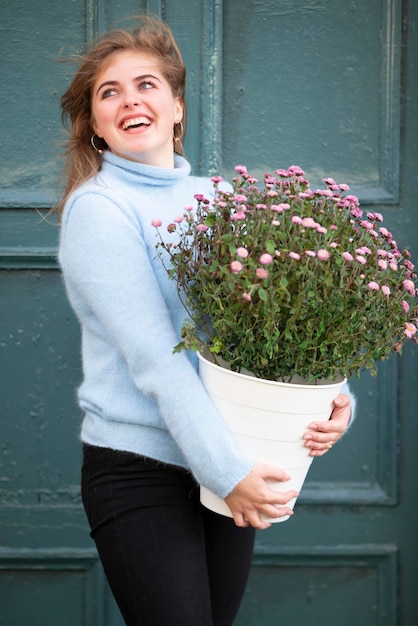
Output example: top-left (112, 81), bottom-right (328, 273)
top-left (51, 14), bottom-right (352, 626)
top-left (91, 52), bottom-right (183, 167)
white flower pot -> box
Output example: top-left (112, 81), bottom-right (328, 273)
top-left (197, 351), bottom-right (346, 523)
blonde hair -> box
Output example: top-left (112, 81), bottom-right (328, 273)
top-left (54, 15), bottom-right (186, 219)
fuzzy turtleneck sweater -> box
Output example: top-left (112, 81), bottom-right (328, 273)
top-left (58, 152), bottom-right (253, 498)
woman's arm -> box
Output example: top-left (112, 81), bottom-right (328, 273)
top-left (59, 193), bottom-right (253, 497)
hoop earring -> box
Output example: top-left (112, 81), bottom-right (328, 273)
top-left (173, 121), bottom-right (184, 142)
top-left (91, 134), bottom-right (104, 154)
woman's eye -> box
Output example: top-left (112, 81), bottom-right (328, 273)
top-left (102, 88), bottom-right (117, 99)
top-left (138, 81), bottom-right (154, 91)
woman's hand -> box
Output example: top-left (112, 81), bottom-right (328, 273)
top-left (224, 463), bottom-right (299, 530)
top-left (303, 393), bottom-right (351, 457)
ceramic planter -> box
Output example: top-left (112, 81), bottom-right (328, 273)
top-left (197, 351), bottom-right (346, 522)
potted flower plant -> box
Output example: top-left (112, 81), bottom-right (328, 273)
top-left (153, 164), bottom-right (418, 520)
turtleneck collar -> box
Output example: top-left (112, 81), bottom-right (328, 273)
top-left (101, 151), bottom-right (191, 186)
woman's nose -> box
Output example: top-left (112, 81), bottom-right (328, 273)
top-left (123, 89), bottom-right (140, 107)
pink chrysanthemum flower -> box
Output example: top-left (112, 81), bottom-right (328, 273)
top-left (323, 177), bottom-right (337, 186)
top-left (259, 253), bottom-right (273, 265)
top-left (405, 323), bottom-right (417, 338)
top-left (230, 211), bottom-right (246, 221)
top-left (317, 249), bottom-right (330, 261)
top-left (403, 279), bottom-right (415, 295)
top-left (230, 261), bottom-right (243, 274)
top-left (302, 217), bottom-right (317, 228)
top-left (357, 246), bottom-right (371, 255)
top-left (236, 247), bottom-right (249, 258)
top-left (256, 267), bottom-right (268, 279)
top-left (351, 207), bottom-right (363, 218)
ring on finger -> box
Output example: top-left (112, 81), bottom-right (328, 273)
top-left (328, 441), bottom-right (335, 449)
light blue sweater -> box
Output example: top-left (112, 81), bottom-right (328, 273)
top-left (59, 152), bottom-right (253, 498)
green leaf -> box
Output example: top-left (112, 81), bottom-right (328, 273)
top-left (258, 288), bottom-right (268, 302)
top-left (204, 213), bottom-right (216, 227)
top-left (266, 240), bottom-right (276, 254)
top-left (285, 326), bottom-right (293, 341)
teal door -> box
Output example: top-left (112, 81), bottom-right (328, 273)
top-left (1, 1), bottom-right (417, 624)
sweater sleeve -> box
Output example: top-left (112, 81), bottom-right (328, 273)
top-left (59, 192), bottom-right (253, 498)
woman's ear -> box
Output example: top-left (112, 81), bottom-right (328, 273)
top-left (174, 98), bottom-right (184, 124)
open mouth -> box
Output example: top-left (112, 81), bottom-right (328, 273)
top-left (121, 116), bottom-right (151, 130)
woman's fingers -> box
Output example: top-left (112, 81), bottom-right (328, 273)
top-left (303, 393), bottom-right (352, 456)
top-left (234, 494), bottom-right (297, 530)
top-left (225, 464), bottom-right (299, 529)
top-left (233, 513), bottom-right (251, 528)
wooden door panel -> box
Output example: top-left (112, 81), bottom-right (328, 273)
top-left (219, 0), bottom-right (401, 204)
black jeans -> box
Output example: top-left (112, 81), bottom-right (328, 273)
top-left (81, 444), bottom-right (255, 626)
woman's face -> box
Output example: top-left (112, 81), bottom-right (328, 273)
top-left (91, 50), bottom-right (183, 167)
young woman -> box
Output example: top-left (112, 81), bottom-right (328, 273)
top-left (56, 16), bottom-right (353, 626)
